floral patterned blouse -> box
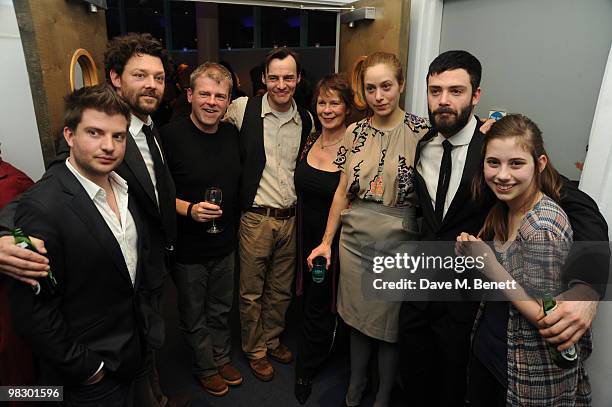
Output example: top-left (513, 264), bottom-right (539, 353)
top-left (334, 112), bottom-right (430, 207)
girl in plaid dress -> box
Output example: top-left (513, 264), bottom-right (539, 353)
top-left (457, 114), bottom-right (591, 406)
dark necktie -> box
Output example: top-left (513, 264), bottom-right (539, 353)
top-left (434, 139), bottom-right (453, 223)
top-left (142, 124), bottom-right (172, 223)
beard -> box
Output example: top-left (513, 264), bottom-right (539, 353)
top-left (124, 88), bottom-right (161, 117)
top-left (428, 102), bottom-right (473, 137)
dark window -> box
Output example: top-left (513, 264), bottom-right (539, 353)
top-left (125, 0), bottom-right (166, 47)
top-left (261, 7), bottom-right (300, 48)
top-left (308, 11), bottom-right (336, 47)
top-left (105, 0), bottom-right (121, 39)
top-left (219, 5), bottom-right (254, 49)
top-left (170, 1), bottom-right (197, 50)
top-left (104, 3), bottom-right (338, 51)
top-left (105, 8), bottom-right (121, 39)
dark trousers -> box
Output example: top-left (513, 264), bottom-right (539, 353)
top-left (64, 375), bottom-right (133, 407)
top-left (398, 301), bottom-right (477, 407)
top-left (133, 349), bottom-right (164, 407)
top-left (174, 252), bottom-right (234, 378)
top-left (133, 270), bottom-right (168, 407)
top-left (295, 267), bottom-right (338, 378)
top-left (467, 355), bottom-right (506, 407)
top-left (0, 281), bottom-right (37, 385)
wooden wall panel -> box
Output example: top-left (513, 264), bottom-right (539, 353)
top-left (13, 0), bottom-right (107, 166)
top-left (338, 0), bottom-right (411, 105)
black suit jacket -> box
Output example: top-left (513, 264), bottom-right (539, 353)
top-left (55, 129), bottom-right (175, 347)
top-left (409, 123), bottom-right (493, 320)
top-left (114, 130), bottom-right (176, 293)
top-left (55, 126), bottom-right (176, 276)
top-left (415, 124), bottom-right (493, 242)
top-left (10, 164), bottom-right (147, 385)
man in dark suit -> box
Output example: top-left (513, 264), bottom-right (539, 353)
top-left (104, 33), bottom-right (177, 407)
top-left (105, 33), bottom-right (176, 315)
top-left (397, 50), bottom-right (488, 407)
top-left (399, 50), bottom-right (608, 406)
top-left (10, 84), bottom-right (144, 405)
top-left (0, 33), bottom-right (178, 406)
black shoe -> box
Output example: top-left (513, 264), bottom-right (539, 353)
top-left (294, 376), bottom-right (312, 405)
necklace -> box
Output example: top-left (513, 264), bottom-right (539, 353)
top-left (319, 135), bottom-right (343, 150)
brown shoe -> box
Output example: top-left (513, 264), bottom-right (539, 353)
top-left (268, 343), bottom-right (293, 364)
top-left (199, 374), bottom-right (229, 397)
top-left (248, 357), bottom-right (274, 381)
top-left (218, 363), bottom-right (243, 386)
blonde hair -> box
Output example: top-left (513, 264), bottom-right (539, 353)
top-left (189, 62), bottom-right (233, 97)
top-left (351, 52), bottom-right (404, 114)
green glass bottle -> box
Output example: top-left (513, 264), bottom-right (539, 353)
top-left (13, 228), bottom-right (58, 297)
top-left (312, 256), bottom-right (327, 284)
top-left (542, 294), bottom-right (578, 368)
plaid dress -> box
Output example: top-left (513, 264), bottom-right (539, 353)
top-left (473, 195), bottom-right (592, 406)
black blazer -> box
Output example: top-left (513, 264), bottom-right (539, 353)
top-left (114, 131), bottom-right (176, 293)
top-left (55, 131), bottom-right (175, 347)
top-left (10, 164), bottom-right (147, 385)
top-left (415, 124), bottom-right (493, 242)
top-left (409, 123), bottom-right (492, 320)
top-left (54, 132), bottom-right (175, 283)
top-left (0, 130), bottom-right (174, 348)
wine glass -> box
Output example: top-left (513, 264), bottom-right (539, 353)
top-left (204, 187), bottom-right (223, 234)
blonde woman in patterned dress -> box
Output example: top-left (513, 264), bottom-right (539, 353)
top-left (308, 52), bottom-right (429, 407)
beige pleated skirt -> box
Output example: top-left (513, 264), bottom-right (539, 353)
top-left (337, 199), bottom-right (419, 343)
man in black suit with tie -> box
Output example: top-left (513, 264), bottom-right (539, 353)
top-left (398, 50), bottom-right (608, 406)
top-left (10, 84), bottom-right (144, 405)
top-left (105, 33), bottom-right (176, 316)
top-left (398, 50), bottom-right (488, 407)
top-left (0, 33), bottom-right (177, 406)
top-left (104, 33), bottom-right (177, 407)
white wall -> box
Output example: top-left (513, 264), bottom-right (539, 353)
top-left (579, 43), bottom-right (612, 407)
top-left (0, 0), bottom-right (44, 180)
top-left (404, 0), bottom-right (443, 118)
top-left (439, 0), bottom-right (612, 181)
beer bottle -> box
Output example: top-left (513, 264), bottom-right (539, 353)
top-left (542, 294), bottom-right (578, 368)
top-left (13, 228), bottom-right (58, 298)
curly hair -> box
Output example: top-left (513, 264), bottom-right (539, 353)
top-left (104, 33), bottom-right (170, 82)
